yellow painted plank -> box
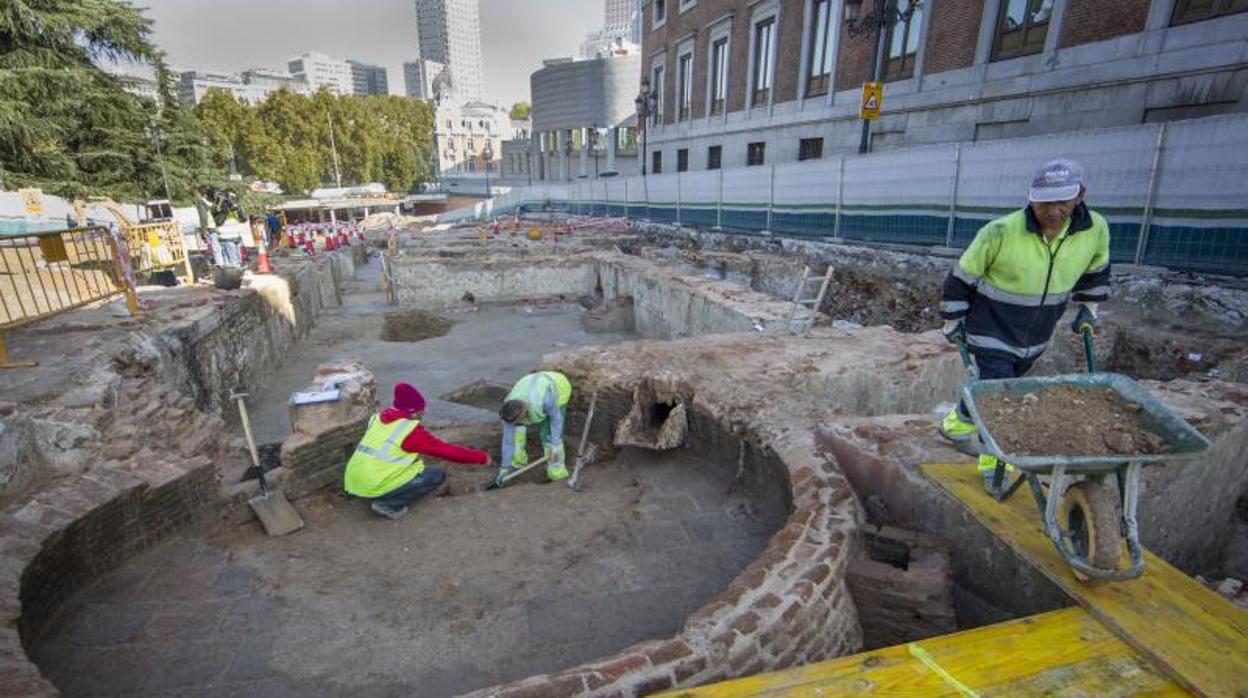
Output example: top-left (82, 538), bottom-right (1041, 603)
top-left (659, 607), bottom-right (1184, 697)
top-left (922, 462), bottom-right (1248, 698)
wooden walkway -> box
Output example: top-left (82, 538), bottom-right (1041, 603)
top-left (923, 462), bottom-right (1248, 697)
top-left (660, 607), bottom-right (1181, 696)
top-left (661, 462), bottom-right (1248, 697)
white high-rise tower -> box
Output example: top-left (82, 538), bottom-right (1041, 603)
top-left (414, 0), bottom-right (485, 102)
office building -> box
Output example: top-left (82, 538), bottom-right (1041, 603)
top-left (350, 61), bottom-right (390, 96)
top-left (287, 52), bottom-right (353, 94)
top-left (414, 0), bottom-right (485, 101)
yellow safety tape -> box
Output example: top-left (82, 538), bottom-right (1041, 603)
top-left (907, 643), bottom-right (980, 698)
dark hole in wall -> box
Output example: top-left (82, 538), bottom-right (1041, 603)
top-left (647, 401), bottom-right (675, 429)
top-left (866, 535), bottom-right (911, 571)
top-left (240, 442), bottom-right (282, 482)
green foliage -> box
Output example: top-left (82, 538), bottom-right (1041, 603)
top-left (509, 101), bottom-right (531, 120)
top-left (0, 0), bottom-right (213, 203)
top-left (197, 88), bottom-right (434, 196)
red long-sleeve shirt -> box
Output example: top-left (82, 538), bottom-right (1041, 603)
top-left (378, 408), bottom-right (489, 465)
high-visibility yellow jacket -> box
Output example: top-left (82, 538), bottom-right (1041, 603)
top-left (343, 415), bottom-right (425, 498)
top-left (941, 203), bottom-right (1110, 359)
top-left (500, 371), bottom-right (571, 468)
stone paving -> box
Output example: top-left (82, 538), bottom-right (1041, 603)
top-left (32, 447), bottom-right (784, 697)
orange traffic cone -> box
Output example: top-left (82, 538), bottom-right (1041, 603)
top-left (256, 235), bottom-right (273, 273)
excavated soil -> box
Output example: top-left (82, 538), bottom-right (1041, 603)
top-left (380, 310), bottom-right (452, 342)
top-left (976, 385), bottom-right (1169, 456)
top-left (819, 267), bottom-right (942, 333)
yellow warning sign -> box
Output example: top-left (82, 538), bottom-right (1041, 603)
top-left (860, 82), bottom-right (883, 120)
top-left (19, 187), bottom-right (44, 214)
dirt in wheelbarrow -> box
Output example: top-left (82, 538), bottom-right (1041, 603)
top-left (977, 385), bottom-right (1171, 457)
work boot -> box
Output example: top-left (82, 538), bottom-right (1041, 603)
top-left (940, 407), bottom-right (977, 443)
top-left (370, 501), bottom-right (409, 520)
top-left (978, 454), bottom-right (1015, 494)
top-left (546, 463), bottom-right (569, 482)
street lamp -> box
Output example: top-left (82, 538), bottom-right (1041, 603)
top-left (483, 142), bottom-right (494, 198)
top-left (634, 78), bottom-right (657, 176)
top-left (590, 127), bottom-right (601, 178)
top-left (843, 0), bottom-right (922, 154)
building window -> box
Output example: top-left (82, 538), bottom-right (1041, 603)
top-left (654, 0), bottom-right (667, 27)
top-left (883, 1), bottom-right (922, 80)
top-left (806, 0), bottom-right (834, 96)
top-left (1172, 0), bottom-right (1248, 24)
top-left (617, 126), bottom-right (638, 151)
top-left (677, 52), bottom-right (693, 121)
top-left (679, 0), bottom-right (697, 11)
top-left (707, 145), bottom-right (722, 170)
top-left (651, 65), bottom-right (665, 125)
top-left (747, 141), bottom-right (766, 166)
top-left (752, 18), bottom-right (775, 106)
top-left (992, 0), bottom-right (1053, 61)
top-left (709, 38), bottom-right (728, 115)
top-left (652, 150), bottom-right (663, 173)
top-left (677, 148), bottom-right (689, 172)
top-left (799, 137), bottom-right (823, 161)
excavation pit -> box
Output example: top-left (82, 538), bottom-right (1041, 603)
top-left (379, 309), bottom-right (453, 342)
top-left (439, 380), bottom-right (512, 412)
top-left (31, 445), bottom-right (786, 697)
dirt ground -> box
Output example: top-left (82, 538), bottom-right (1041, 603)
top-left (33, 447), bottom-right (782, 697)
top-left (976, 385), bottom-right (1169, 456)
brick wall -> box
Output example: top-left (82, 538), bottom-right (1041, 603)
top-left (773, 3), bottom-right (806, 105)
top-left (924, 0), bottom-right (986, 75)
top-left (846, 525), bottom-right (956, 649)
top-left (835, 22), bottom-right (875, 91)
top-left (462, 387), bottom-right (865, 697)
top-left (1061, 0), bottom-right (1151, 49)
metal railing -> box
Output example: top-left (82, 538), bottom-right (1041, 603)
top-left (121, 220), bottom-right (195, 283)
top-left (0, 226), bottom-right (139, 368)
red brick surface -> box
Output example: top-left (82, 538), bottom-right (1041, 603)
top-left (926, 0), bottom-right (986, 75)
top-left (1061, 0), bottom-right (1150, 48)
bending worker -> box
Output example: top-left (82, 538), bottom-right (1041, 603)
top-left (345, 382), bottom-right (491, 519)
top-left (498, 371), bottom-right (572, 484)
top-left (938, 158), bottom-right (1110, 491)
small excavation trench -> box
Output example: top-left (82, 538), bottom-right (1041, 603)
top-left (379, 309), bottom-right (452, 342)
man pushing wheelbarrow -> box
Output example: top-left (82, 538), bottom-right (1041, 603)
top-left (935, 159), bottom-right (1210, 582)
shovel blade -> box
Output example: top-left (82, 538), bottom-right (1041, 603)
top-left (248, 489), bottom-right (304, 536)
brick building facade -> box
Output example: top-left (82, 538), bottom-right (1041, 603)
top-left (636, 0), bottom-right (1247, 172)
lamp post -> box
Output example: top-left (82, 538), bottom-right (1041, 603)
top-left (483, 142), bottom-right (494, 198)
top-left (843, 0), bottom-right (922, 154)
top-left (634, 78), bottom-right (657, 176)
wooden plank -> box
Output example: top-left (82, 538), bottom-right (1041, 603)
top-left (659, 607), bottom-right (1184, 697)
top-left (922, 462), bottom-right (1248, 698)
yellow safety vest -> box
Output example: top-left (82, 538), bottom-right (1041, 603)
top-left (507, 371), bottom-right (571, 425)
top-left (343, 415), bottom-right (425, 497)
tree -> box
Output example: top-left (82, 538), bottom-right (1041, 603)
top-left (0, 0), bottom-right (213, 202)
top-left (509, 101), bottom-right (531, 120)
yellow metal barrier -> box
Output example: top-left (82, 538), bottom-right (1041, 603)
top-left (0, 226), bottom-right (139, 368)
top-left (121, 220), bottom-right (195, 283)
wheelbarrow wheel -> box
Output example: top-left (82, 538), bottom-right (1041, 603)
top-left (1061, 480), bottom-right (1123, 582)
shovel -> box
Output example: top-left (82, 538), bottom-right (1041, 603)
top-left (233, 392), bottom-right (304, 536)
top-left (483, 455), bottom-right (550, 491)
top-left (566, 390), bottom-right (599, 492)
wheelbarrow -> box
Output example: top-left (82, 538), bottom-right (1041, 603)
top-left (954, 328), bottom-right (1211, 583)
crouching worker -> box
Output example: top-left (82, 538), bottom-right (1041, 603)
top-left (346, 382), bottom-right (491, 519)
top-left (498, 371), bottom-right (572, 485)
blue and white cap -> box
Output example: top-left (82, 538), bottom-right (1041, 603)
top-left (1028, 158), bottom-right (1085, 203)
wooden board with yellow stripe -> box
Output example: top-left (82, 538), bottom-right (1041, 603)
top-left (657, 607), bottom-right (1183, 696)
top-left (922, 462), bottom-right (1248, 697)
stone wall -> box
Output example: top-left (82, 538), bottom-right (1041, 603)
top-left (389, 254), bottom-right (595, 307)
top-left (147, 252), bottom-right (353, 419)
top-left (0, 252), bottom-right (356, 694)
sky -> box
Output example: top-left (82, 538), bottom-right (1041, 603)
top-left (126, 0), bottom-right (605, 107)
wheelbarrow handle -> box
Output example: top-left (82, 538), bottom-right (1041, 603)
top-left (955, 336), bottom-right (979, 380)
top-left (1081, 326), bottom-right (1098, 374)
